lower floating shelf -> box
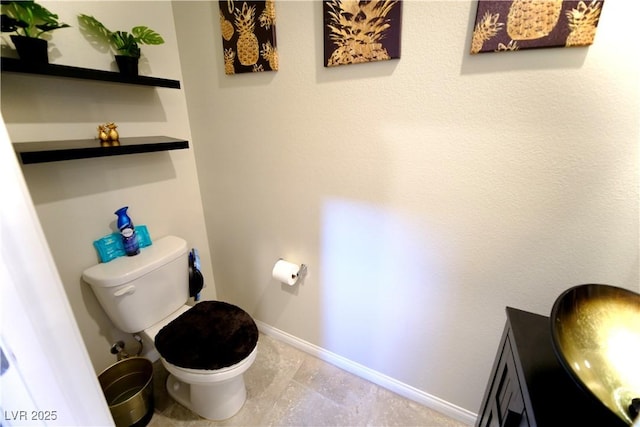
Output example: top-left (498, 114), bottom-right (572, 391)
top-left (14, 136), bottom-right (189, 164)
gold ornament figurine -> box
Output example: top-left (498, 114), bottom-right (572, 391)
top-left (97, 122), bottom-right (121, 146)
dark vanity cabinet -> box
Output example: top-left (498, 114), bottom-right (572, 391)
top-left (476, 307), bottom-right (624, 427)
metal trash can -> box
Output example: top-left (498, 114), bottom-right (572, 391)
top-left (98, 357), bottom-right (154, 427)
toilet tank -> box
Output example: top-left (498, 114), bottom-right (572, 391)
top-left (82, 235), bottom-right (189, 333)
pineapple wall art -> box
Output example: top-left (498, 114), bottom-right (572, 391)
top-left (219, 0), bottom-right (278, 74)
top-left (323, 0), bottom-right (402, 67)
top-left (471, 0), bottom-right (604, 54)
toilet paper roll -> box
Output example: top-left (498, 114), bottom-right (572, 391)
top-left (272, 259), bottom-right (300, 286)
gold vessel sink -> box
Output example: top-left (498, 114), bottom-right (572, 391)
top-left (551, 284), bottom-right (640, 425)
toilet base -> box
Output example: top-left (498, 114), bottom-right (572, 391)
top-left (166, 373), bottom-right (247, 420)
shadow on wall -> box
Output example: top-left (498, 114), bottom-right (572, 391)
top-left (0, 73), bottom-right (166, 124)
top-left (21, 151), bottom-right (177, 204)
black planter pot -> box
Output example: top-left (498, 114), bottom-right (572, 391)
top-left (115, 55), bottom-right (139, 76)
top-left (11, 35), bottom-right (48, 64)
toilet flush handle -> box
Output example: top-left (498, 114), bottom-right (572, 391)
top-left (114, 285), bottom-right (135, 297)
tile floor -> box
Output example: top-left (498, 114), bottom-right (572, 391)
top-left (148, 333), bottom-right (469, 427)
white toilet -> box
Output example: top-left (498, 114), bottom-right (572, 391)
top-left (82, 235), bottom-right (258, 421)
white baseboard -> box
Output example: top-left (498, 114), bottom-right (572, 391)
top-left (255, 320), bottom-right (477, 426)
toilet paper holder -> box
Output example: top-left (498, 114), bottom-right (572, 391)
top-left (295, 263), bottom-right (308, 285)
top-left (273, 259), bottom-right (308, 286)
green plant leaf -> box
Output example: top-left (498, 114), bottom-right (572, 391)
top-left (112, 31), bottom-right (140, 57)
top-left (77, 14), bottom-right (162, 56)
top-left (29, 2), bottom-right (58, 24)
top-left (2, 1), bottom-right (68, 37)
top-left (2, 1), bottom-right (33, 36)
top-left (132, 26), bottom-right (164, 45)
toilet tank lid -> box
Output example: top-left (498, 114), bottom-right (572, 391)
top-left (82, 235), bottom-right (188, 288)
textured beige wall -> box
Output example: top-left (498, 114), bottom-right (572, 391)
top-left (173, 0), bottom-right (640, 415)
top-left (1, 2), bottom-right (215, 373)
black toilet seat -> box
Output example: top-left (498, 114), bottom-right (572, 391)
top-left (154, 301), bottom-right (258, 370)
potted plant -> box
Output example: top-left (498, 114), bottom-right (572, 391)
top-left (1, 0), bottom-right (70, 63)
top-left (77, 14), bottom-right (164, 76)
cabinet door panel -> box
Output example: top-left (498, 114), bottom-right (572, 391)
top-left (478, 336), bottom-right (527, 427)
top-left (497, 338), bottom-right (525, 426)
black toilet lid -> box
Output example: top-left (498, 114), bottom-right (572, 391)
top-left (154, 301), bottom-right (258, 370)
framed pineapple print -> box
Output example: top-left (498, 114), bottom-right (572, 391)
top-left (323, 0), bottom-right (402, 67)
top-left (471, 0), bottom-right (604, 54)
top-left (219, 0), bottom-right (278, 73)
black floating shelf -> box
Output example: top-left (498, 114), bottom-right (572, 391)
top-left (1, 57), bottom-right (180, 89)
top-left (14, 136), bottom-right (189, 164)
